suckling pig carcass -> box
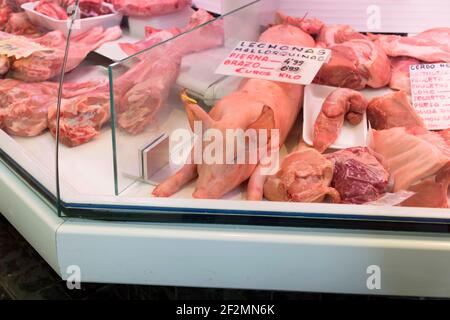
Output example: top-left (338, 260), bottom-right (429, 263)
top-left (153, 21), bottom-right (316, 199)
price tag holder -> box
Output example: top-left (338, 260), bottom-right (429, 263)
top-left (410, 63), bottom-right (450, 130)
top-left (215, 41), bottom-right (331, 85)
top-left (0, 36), bottom-right (51, 59)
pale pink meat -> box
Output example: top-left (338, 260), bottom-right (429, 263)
top-left (370, 127), bottom-right (450, 191)
top-left (48, 91), bottom-right (110, 147)
top-left (315, 39), bottom-right (391, 89)
top-left (112, 0), bottom-right (191, 17)
top-left (263, 145), bottom-right (340, 203)
top-left (11, 26), bottom-right (122, 81)
top-left (313, 88), bottom-right (368, 153)
top-left (367, 91), bottom-right (425, 130)
top-left (119, 9), bottom-right (217, 56)
top-left (3, 12), bottom-right (41, 37)
top-left (275, 11), bottom-right (324, 36)
top-left (153, 23), bottom-right (315, 199)
top-left (35, 0), bottom-right (68, 20)
top-left (0, 79), bottom-right (105, 137)
top-left (400, 163), bottom-right (450, 208)
top-left (316, 24), bottom-right (367, 47)
top-left (115, 9), bottom-right (223, 134)
top-left (370, 29), bottom-right (450, 62)
top-left (389, 57), bottom-right (420, 93)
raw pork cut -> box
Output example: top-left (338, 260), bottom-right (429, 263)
top-left (0, 55), bottom-right (9, 77)
top-left (112, 0), bottom-right (191, 17)
top-left (153, 23), bottom-right (315, 200)
top-left (48, 91), bottom-right (110, 147)
top-left (119, 8), bottom-right (217, 56)
top-left (0, 2), bottom-right (12, 28)
top-left (275, 11), bottom-right (324, 36)
top-left (263, 145), bottom-right (340, 203)
top-left (367, 91), bottom-right (425, 130)
top-left (325, 147), bottom-right (391, 204)
top-left (400, 163), bottom-right (450, 208)
top-left (313, 88), bottom-right (368, 153)
top-left (0, 79), bottom-right (105, 137)
top-left (3, 12), bottom-right (41, 37)
top-left (370, 127), bottom-right (450, 191)
top-left (389, 57), bottom-right (420, 93)
top-left (115, 9), bottom-right (223, 134)
top-left (370, 28), bottom-right (450, 63)
top-left (35, 0), bottom-right (68, 20)
top-left (315, 39), bottom-right (391, 89)
top-left (11, 26), bottom-right (121, 81)
top-left (316, 24), bottom-right (367, 47)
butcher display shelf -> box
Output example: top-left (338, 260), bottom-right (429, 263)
top-left (2, 0), bottom-right (450, 297)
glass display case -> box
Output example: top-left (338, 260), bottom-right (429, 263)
top-left (2, 0), bottom-right (450, 297)
top-left (47, 0), bottom-right (450, 227)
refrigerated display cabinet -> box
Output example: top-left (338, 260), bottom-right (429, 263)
top-left (2, 0), bottom-right (450, 297)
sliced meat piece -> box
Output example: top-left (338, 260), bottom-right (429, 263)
top-left (367, 91), bottom-right (425, 130)
top-left (389, 57), bottom-right (421, 93)
top-left (370, 127), bottom-right (450, 191)
top-left (3, 12), bottom-right (41, 37)
top-left (315, 39), bottom-right (391, 89)
top-left (275, 11), bottom-right (324, 36)
top-left (35, 0), bottom-right (69, 20)
top-left (263, 145), bottom-right (340, 203)
top-left (370, 33), bottom-right (450, 63)
top-left (313, 88), bottom-right (368, 153)
top-left (325, 147), bottom-right (391, 204)
top-left (316, 24), bottom-right (367, 47)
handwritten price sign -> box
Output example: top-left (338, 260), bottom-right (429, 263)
top-left (215, 41), bottom-right (331, 85)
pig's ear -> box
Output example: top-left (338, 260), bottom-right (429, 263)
top-left (184, 103), bottom-right (214, 131)
top-left (181, 90), bottom-right (214, 131)
top-left (247, 105), bottom-right (275, 130)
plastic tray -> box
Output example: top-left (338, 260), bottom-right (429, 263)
top-left (21, 1), bottom-right (123, 37)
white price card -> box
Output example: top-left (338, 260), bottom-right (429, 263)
top-left (410, 63), bottom-right (450, 130)
top-left (215, 41), bottom-right (331, 85)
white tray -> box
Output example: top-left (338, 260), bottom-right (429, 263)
top-left (21, 1), bottom-right (123, 37)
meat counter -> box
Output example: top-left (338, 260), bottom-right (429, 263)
top-left (1, 0), bottom-right (450, 297)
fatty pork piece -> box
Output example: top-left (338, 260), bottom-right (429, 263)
top-left (12, 26), bottom-right (122, 81)
top-left (389, 57), bottom-right (421, 93)
top-left (263, 145), bottom-right (340, 203)
top-left (400, 163), bottom-right (450, 208)
top-left (314, 39), bottom-right (391, 89)
top-left (370, 28), bottom-right (450, 62)
top-left (370, 127), bottom-right (450, 192)
top-left (367, 91), bottom-right (425, 130)
top-left (313, 88), bottom-right (368, 153)
top-left (112, 0), bottom-right (191, 17)
top-left (325, 147), bottom-right (391, 204)
top-left (153, 23), bottom-right (316, 200)
top-left (0, 79), bottom-right (106, 137)
top-left (48, 90), bottom-right (110, 147)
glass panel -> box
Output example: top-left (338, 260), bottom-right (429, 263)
top-left (110, 1), bottom-right (262, 196)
